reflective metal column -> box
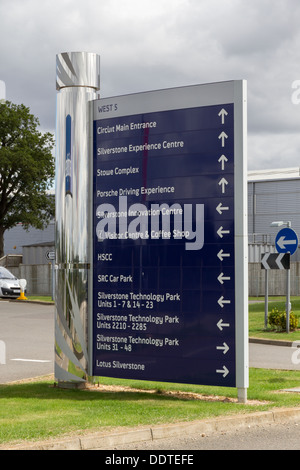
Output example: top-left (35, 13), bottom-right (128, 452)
top-left (55, 52), bottom-right (100, 384)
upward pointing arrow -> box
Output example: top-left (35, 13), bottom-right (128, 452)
top-left (218, 154), bottom-right (228, 170)
top-left (218, 108), bottom-right (228, 124)
top-left (218, 131), bottom-right (228, 148)
top-left (218, 177), bottom-right (228, 194)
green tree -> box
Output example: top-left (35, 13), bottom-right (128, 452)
top-left (0, 101), bottom-right (55, 258)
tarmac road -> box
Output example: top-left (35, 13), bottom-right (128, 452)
top-left (1, 300), bottom-right (300, 384)
top-left (111, 420), bottom-right (300, 450)
top-left (0, 300), bottom-right (54, 383)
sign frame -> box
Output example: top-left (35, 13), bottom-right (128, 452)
top-left (88, 80), bottom-right (248, 401)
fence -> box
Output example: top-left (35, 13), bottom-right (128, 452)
top-left (8, 264), bottom-right (54, 297)
top-left (5, 262), bottom-right (300, 298)
top-left (249, 262), bottom-right (300, 297)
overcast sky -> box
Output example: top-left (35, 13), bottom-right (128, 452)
top-left (1, 0), bottom-right (300, 171)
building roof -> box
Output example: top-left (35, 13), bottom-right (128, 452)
top-left (248, 167), bottom-right (300, 182)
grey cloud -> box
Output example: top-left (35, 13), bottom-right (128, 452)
top-left (1, 0), bottom-right (300, 169)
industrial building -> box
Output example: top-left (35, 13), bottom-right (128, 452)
top-left (248, 167), bottom-right (300, 261)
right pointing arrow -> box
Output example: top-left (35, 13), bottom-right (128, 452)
top-left (216, 342), bottom-right (229, 354)
top-left (216, 365), bottom-right (229, 378)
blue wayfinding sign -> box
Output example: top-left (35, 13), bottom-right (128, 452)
top-left (275, 228), bottom-right (298, 255)
top-left (91, 82), bottom-right (248, 392)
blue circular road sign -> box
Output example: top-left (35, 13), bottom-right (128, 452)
top-left (275, 227), bottom-right (299, 255)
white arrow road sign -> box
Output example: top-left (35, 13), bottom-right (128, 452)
top-left (261, 253), bottom-right (290, 270)
top-left (218, 177), bottom-right (228, 194)
top-left (217, 319), bottom-right (230, 330)
top-left (216, 365), bottom-right (229, 378)
top-left (216, 342), bottom-right (229, 354)
top-left (216, 203), bottom-right (229, 215)
top-left (218, 296), bottom-right (231, 308)
top-left (217, 226), bottom-right (230, 238)
top-left (218, 131), bottom-right (228, 147)
top-left (276, 236), bottom-right (297, 250)
top-left (218, 108), bottom-right (228, 124)
top-left (217, 273), bottom-right (231, 284)
top-left (217, 249), bottom-right (231, 261)
top-left (261, 254), bottom-right (269, 270)
top-left (218, 154), bottom-right (228, 170)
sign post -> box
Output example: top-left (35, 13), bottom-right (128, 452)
top-left (261, 253), bottom-right (291, 329)
top-left (90, 81), bottom-right (248, 401)
top-left (275, 227), bottom-right (298, 333)
top-left (55, 52), bottom-right (100, 386)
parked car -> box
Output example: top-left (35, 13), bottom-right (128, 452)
top-left (0, 267), bottom-right (24, 298)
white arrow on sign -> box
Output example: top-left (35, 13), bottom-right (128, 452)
top-left (217, 319), bottom-right (230, 330)
top-left (218, 177), bottom-right (228, 194)
top-left (261, 253), bottom-right (290, 270)
top-left (261, 254), bottom-right (269, 270)
top-left (217, 249), bottom-right (231, 261)
top-left (217, 226), bottom-right (230, 238)
top-left (276, 236), bottom-right (297, 250)
top-left (216, 365), bottom-right (229, 378)
top-left (218, 154), bottom-right (228, 170)
top-left (218, 131), bottom-right (228, 147)
top-left (216, 342), bottom-right (229, 354)
top-left (218, 108), bottom-right (228, 124)
top-left (275, 254), bottom-right (285, 269)
top-left (216, 203), bottom-right (229, 215)
top-left (218, 296), bottom-right (231, 308)
top-left (217, 272), bottom-right (231, 284)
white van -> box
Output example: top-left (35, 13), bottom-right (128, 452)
top-left (0, 267), bottom-right (22, 298)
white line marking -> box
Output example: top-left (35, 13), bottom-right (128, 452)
top-left (11, 358), bottom-right (52, 363)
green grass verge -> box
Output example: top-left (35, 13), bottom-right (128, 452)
top-left (1, 369), bottom-right (300, 445)
top-left (26, 296), bottom-right (54, 303)
top-left (249, 297), bottom-right (300, 342)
